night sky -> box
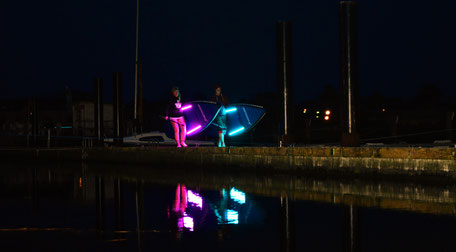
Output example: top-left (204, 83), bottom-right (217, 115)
top-left (2, 0), bottom-right (456, 103)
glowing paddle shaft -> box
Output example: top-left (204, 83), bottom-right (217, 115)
top-left (228, 127), bottom-right (245, 136)
top-left (225, 107), bottom-right (237, 113)
top-left (187, 125), bottom-right (202, 135)
top-left (180, 105), bottom-right (192, 112)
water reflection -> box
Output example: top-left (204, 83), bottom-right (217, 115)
top-left (1, 161), bottom-right (456, 251)
top-left (168, 184), bottom-right (249, 233)
top-left (169, 184), bottom-right (192, 234)
top-left (187, 190), bottom-right (203, 209)
top-left (229, 188), bottom-right (246, 204)
top-left (213, 188), bottom-right (246, 225)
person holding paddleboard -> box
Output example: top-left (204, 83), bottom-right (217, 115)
top-left (211, 84), bottom-right (230, 147)
top-left (165, 87), bottom-right (188, 147)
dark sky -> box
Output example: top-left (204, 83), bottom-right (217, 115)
top-left (1, 0), bottom-right (456, 103)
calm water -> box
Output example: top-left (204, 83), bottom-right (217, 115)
top-left (0, 161), bottom-right (455, 251)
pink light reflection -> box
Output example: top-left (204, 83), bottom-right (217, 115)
top-left (187, 190), bottom-right (203, 209)
top-left (187, 125), bottom-right (202, 135)
top-left (183, 214), bottom-right (194, 231)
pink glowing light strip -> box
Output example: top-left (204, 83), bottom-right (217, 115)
top-left (187, 125), bottom-right (202, 135)
top-left (180, 105), bottom-right (192, 111)
top-left (187, 190), bottom-right (203, 209)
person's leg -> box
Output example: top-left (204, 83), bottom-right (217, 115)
top-left (171, 120), bottom-right (181, 147)
top-left (221, 129), bottom-right (226, 147)
top-left (178, 117), bottom-right (187, 147)
top-left (217, 131), bottom-right (222, 147)
top-left (219, 115), bottom-right (227, 147)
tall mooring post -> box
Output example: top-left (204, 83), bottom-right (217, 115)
top-left (277, 21), bottom-right (294, 145)
top-left (114, 178), bottom-right (124, 231)
top-left (138, 60), bottom-right (144, 133)
top-left (32, 166), bottom-right (40, 213)
top-left (339, 1), bottom-right (360, 146)
top-left (93, 77), bottom-right (104, 146)
top-left (31, 97), bottom-right (39, 147)
top-left (95, 176), bottom-right (105, 237)
top-left (343, 205), bottom-right (360, 252)
top-left (113, 72), bottom-right (123, 146)
top-left (135, 180), bottom-right (145, 250)
top-left (280, 194), bottom-right (295, 252)
top-left (134, 0), bottom-right (140, 124)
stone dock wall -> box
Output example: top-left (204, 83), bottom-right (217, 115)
top-left (2, 147), bottom-right (456, 178)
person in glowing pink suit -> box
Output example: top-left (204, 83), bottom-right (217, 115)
top-left (165, 87), bottom-right (187, 147)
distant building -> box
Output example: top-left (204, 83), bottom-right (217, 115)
top-left (72, 101), bottom-right (113, 137)
top-left (0, 99), bottom-right (68, 135)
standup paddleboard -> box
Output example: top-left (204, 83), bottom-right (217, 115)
top-left (165, 101), bottom-right (221, 138)
top-left (207, 103), bottom-right (265, 137)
